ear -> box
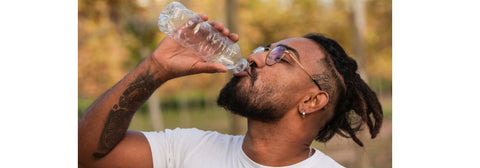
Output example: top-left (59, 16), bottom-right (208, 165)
top-left (297, 91), bottom-right (329, 116)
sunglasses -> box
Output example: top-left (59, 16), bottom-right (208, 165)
top-left (251, 45), bottom-right (323, 91)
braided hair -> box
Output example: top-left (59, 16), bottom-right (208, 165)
top-left (304, 33), bottom-right (383, 147)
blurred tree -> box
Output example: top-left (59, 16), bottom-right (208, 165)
top-left (148, 91), bottom-right (164, 131)
top-left (351, 0), bottom-right (368, 80)
top-left (79, 0), bottom-right (391, 104)
top-left (226, 0), bottom-right (244, 135)
top-left (79, 0), bottom-right (391, 121)
top-left (179, 88), bottom-right (192, 127)
top-left (79, 0), bottom-right (166, 129)
top-left (79, 0), bottom-right (133, 98)
top-left (365, 0), bottom-right (392, 93)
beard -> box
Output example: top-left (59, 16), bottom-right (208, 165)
top-left (217, 72), bottom-right (288, 122)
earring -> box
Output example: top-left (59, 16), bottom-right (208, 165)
top-left (301, 110), bottom-right (306, 119)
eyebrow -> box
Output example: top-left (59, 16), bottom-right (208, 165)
top-left (265, 43), bottom-right (300, 59)
top-left (278, 44), bottom-right (300, 59)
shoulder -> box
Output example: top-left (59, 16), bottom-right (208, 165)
top-left (310, 149), bottom-right (345, 168)
top-left (144, 127), bottom-right (240, 138)
top-left (142, 127), bottom-right (243, 146)
top-left (143, 127), bottom-right (215, 138)
top-left (142, 128), bottom-right (244, 167)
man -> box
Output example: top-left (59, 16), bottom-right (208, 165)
top-left (79, 15), bottom-right (383, 168)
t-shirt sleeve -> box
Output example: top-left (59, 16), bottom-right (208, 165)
top-left (142, 128), bottom-right (212, 168)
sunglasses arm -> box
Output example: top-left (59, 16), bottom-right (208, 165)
top-left (285, 51), bottom-right (323, 90)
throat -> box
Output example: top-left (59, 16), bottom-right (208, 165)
top-left (241, 120), bottom-right (313, 166)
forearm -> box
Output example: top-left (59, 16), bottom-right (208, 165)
top-left (78, 56), bottom-right (167, 163)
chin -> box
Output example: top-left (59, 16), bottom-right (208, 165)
top-left (217, 77), bottom-right (287, 123)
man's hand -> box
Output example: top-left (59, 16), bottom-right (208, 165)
top-left (151, 14), bottom-right (239, 81)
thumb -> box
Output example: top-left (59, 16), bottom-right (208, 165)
top-left (193, 62), bottom-right (228, 73)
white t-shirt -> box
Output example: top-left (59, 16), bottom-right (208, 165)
top-left (142, 128), bottom-right (344, 168)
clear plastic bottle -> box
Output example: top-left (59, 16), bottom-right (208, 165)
top-left (157, 1), bottom-right (248, 73)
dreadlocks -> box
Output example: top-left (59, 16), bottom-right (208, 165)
top-left (304, 33), bottom-right (383, 147)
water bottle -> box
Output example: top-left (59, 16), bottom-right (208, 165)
top-left (157, 1), bottom-right (248, 73)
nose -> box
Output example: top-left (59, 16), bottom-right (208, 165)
top-left (247, 52), bottom-right (267, 68)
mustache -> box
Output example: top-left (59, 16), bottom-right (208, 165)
top-left (249, 63), bottom-right (258, 86)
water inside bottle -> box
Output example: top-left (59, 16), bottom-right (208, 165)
top-left (158, 1), bottom-right (248, 73)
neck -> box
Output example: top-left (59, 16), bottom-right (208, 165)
top-left (242, 118), bottom-right (314, 166)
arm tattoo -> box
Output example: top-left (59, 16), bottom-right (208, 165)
top-left (93, 68), bottom-right (161, 159)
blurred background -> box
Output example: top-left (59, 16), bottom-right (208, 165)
top-left (78, 0), bottom-right (391, 167)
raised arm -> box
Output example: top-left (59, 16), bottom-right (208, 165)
top-left (78, 15), bottom-right (238, 167)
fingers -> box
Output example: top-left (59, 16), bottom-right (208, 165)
top-left (198, 14), bottom-right (208, 21)
top-left (229, 33), bottom-right (239, 42)
top-left (193, 62), bottom-right (228, 73)
top-left (208, 63), bottom-right (228, 73)
top-left (200, 15), bottom-right (238, 41)
top-left (221, 28), bottom-right (230, 36)
top-left (211, 21), bottom-right (229, 36)
top-left (210, 21), bottom-right (239, 42)
top-left (211, 21), bottom-right (224, 32)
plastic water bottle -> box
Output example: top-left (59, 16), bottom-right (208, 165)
top-left (157, 1), bottom-right (248, 73)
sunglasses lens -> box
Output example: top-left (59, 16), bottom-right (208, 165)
top-left (266, 46), bottom-right (286, 65)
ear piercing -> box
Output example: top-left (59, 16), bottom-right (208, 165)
top-left (301, 110), bottom-right (306, 119)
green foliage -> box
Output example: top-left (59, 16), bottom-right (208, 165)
top-left (78, 97), bottom-right (94, 119)
top-left (130, 106), bottom-right (235, 133)
top-left (79, 0), bottom-right (391, 99)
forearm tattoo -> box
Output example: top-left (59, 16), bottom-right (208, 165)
top-left (93, 68), bottom-right (161, 159)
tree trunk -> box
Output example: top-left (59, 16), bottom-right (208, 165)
top-left (148, 90), bottom-right (164, 131)
top-left (351, 0), bottom-right (368, 80)
top-left (179, 92), bottom-right (191, 127)
top-left (226, 0), bottom-right (244, 135)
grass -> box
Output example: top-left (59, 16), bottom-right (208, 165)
top-left (129, 106), bottom-right (240, 133)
